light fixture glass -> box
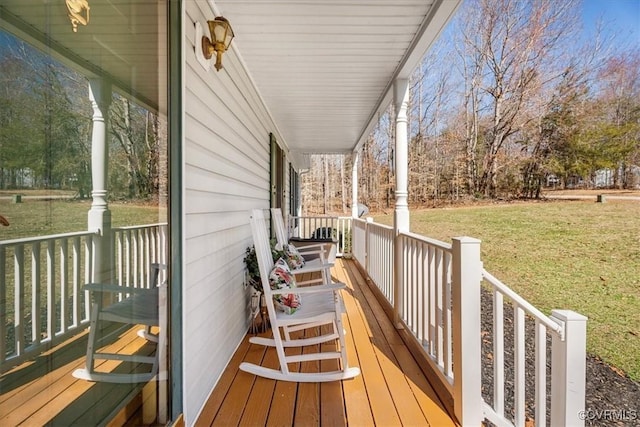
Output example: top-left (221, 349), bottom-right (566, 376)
top-left (202, 16), bottom-right (234, 71)
top-left (66, 0), bottom-right (91, 32)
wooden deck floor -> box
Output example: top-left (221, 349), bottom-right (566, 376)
top-left (0, 324), bottom-right (155, 426)
top-left (196, 259), bottom-right (458, 426)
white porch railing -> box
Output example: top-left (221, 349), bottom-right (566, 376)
top-left (113, 223), bottom-right (169, 291)
top-left (288, 216), bottom-right (352, 256)
top-left (352, 219), bottom-right (395, 302)
top-left (399, 231), bottom-right (454, 382)
top-left (482, 270), bottom-right (587, 427)
top-left (350, 217), bottom-right (587, 427)
top-left (1, 223), bottom-right (168, 373)
top-left (0, 230), bottom-right (97, 371)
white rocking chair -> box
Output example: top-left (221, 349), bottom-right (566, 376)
top-left (239, 209), bottom-right (360, 382)
top-left (271, 208), bottom-right (336, 284)
top-left (72, 264), bottom-right (165, 383)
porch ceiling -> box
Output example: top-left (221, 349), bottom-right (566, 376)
top-left (0, 1), bottom-right (461, 156)
top-left (214, 0), bottom-right (461, 156)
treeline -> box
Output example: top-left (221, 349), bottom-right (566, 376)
top-left (0, 31), bottom-right (165, 201)
top-left (302, 0), bottom-right (639, 213)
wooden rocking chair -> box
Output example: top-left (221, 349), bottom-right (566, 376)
top-left (271, 207), bottom-right (336, 284)
top-left (239, 209), bottom-right (359, 382)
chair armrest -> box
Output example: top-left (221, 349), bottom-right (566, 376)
top-left (83, 283), bottom-right (156, 294)
top-left (295, 242), bottom-right (332, 251)
top-left (300, 243), bottom-right (337, 264)
top-left (298, 249), bottom-right (328, 261)
top-left (294, 261), bottom-right (334, 271)
top-left (296, 277), bottom-right (325, 286)
top-left (297, 248), bottom-right (322, 254)
top-left (270, 282), bottom-right (346, 295)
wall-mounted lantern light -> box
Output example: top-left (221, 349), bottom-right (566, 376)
top-left (66, 0), bottom-right (90, 32)
top-left (201, 17), bottom-right (234, 72)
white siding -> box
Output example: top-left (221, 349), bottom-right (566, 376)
top-left (182, 1), bottom-right (289, 423)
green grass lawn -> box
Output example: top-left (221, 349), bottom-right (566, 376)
top-left (374, 199), bottom-right (640, 381)
top-left (0, 198), bottom-right (164, 240)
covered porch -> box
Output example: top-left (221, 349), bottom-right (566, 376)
top-left (0, 0), bottom-right (591, 425)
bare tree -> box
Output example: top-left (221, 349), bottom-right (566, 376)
top-left (457, 0), bottom-right (582, 196)
top-left (455, 11), bottom-right (486, 196)
top-left (339, 156), bottom-right (346, 212)
top-left (409, 47), bottom-right (453, 202)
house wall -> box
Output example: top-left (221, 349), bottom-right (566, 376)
top-left (183, 1), bottom-right (291, 422)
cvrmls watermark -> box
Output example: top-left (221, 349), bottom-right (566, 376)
top-left (578, 409), bottom-right (638, 422)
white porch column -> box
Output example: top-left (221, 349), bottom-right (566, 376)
top-left (88, 79), bottom-right (112, 283)
top-left (393, 79), bottom-right (410, 232)
top-left (351, 151), bottom-right (359, 218)
top-left (393, 79), bottom-right (410, 327)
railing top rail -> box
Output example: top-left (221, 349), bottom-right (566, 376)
top-left (0, 229), bottom-right (99, 246)
top-left (366, 221), bottom-right (393, 231)
top-left (482, 269), bottom-right (564, 338)
top-left (399, 230), bottom-right (452, 251)
top-left (289, 216), bottom-right (354, 224)
top-left (113, 222), bottom-right (167, 231)
top-left (290, 215), bottom-right (351, 219)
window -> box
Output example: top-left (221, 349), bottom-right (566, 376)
top-left (0, 2), bottom-right (171, 424)
top-left (270, 133), bottom-right (285, 210)
top-left (289, 164), bottom-right (300, 217)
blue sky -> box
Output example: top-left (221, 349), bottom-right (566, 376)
top-left (581, 0), bottom-right (639, 46)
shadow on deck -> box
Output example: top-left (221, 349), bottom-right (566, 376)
top-left (0, 325), bottom-right (158, 426)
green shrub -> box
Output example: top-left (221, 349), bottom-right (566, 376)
top-left (243, 239), bottom-right (284, 292)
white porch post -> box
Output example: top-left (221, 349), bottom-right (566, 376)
top-left (88, 79), bottom-right (112, 283)
top-left (296, 169), bottom-right (305, 218)
top-left (393, 79), bottom-right (410, 231)
top-left (393, 79), bottom-right (409, 327)
top-left (296, 174), bottom-right (303, 218)
top-left (550, 310), bottom-right (587, 427)
top-left (351, 151), bottom-right (359, 218)
top-left (451, 237), bottom-right (483, 426)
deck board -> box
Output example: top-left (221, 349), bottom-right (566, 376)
top-left (340, 258), bottom-right (455, 426)
top-left (338, 264), bottom-right (403, 426)
top-left (0, 326), bottom-right (154, 426)
top-left (198, 258), bottom-right (458, 426)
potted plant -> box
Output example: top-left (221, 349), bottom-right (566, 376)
top-left (244, 240), bottom-right (284, 333)
top-left (243, 239), bottom-right (285, 293)
top-left (244, 245), bottom-right (262, 292)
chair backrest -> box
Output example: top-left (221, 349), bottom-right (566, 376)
top-left (270, 208), bottom-right (288, 248)
top-left (249, 209), bottom-right (276, 307)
